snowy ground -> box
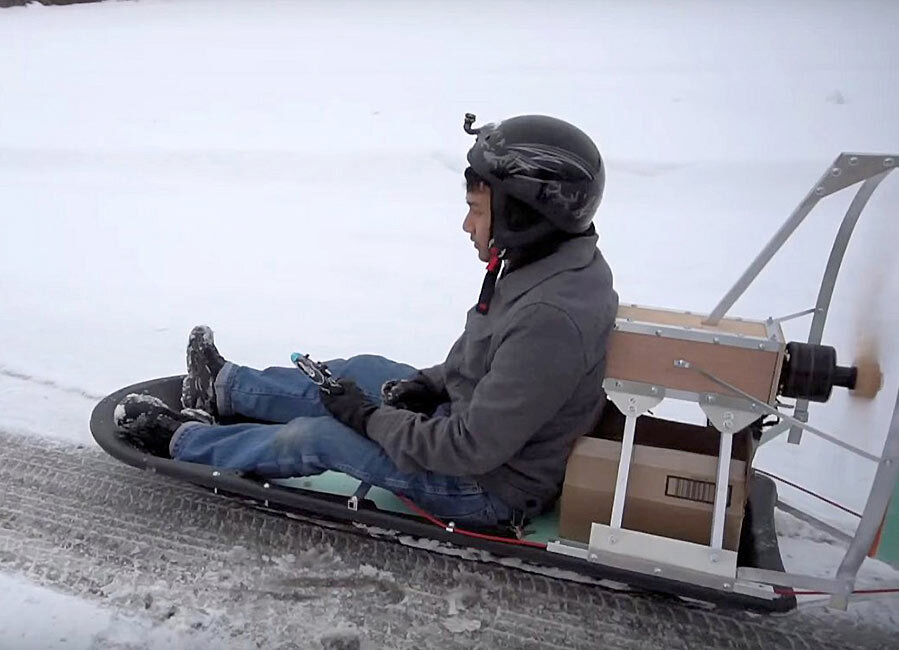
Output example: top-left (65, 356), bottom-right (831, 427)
top-left (2, 0), bottom-right (899, 647)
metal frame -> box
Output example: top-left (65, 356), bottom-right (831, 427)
top-left (571, 155), bottom-right (899, 610)
top-left (614, 317), bottom-right (781, 352)
top-left (704, 153), bottom-right (895, 327)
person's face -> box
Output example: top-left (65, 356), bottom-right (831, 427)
top-left (463, 185), bottom-right (492, 262)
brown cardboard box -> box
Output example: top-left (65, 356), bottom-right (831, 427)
top-left (559, 412), bottom-right (753, 550)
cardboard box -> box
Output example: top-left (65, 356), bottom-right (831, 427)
top-left (559, 411), bottom-right (754, 550)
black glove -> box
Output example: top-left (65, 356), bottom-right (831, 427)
top-left (381, 373), bottom-right (446, 415)
top-left (320, 379), bottom-right (379, 436)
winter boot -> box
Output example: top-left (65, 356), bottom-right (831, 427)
top-left (181, 325), bottom-right (226, 417)
top-left (115, 393), bottom-right (213, 457)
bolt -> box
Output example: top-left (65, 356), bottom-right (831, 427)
top-left (628, 406), bottom-right (637, 414)
top-left (707, 395), bottom-right (716, 403)
top-left (831, 167), bottom-right (842, 177)
top-left (849, 156), bottom-right (859, 166)
top-left (723, 583), bottom-right (732, 590)
top-left (713, 337), bottom-right (720, 344)
top-left (609, 535), bottom-right (617, 544)
top-left (723, 420), bottom-right (733, 430)
top-left (815, 186), bottom-right (825, 196)
top-left (655, 329), bottom-right (662, 336)
top-left (589, 553), bottom-right (598, 561)
top-left (263, 482), bottom-right (271, 489)
top-left (653, 568), bottom-right (662, 575)
top-left (615, 380), bottom-right (622, 388)
top-left (885, 157), bottom-right (895, 167)
top-left (758, 343), bottom-right (765, 350)
top-left (710, 554), bottom-right (719, 563)
top-left (650, 386), bottom-right (658, 394)
top-left (885, 459), bottom-right (893, 466)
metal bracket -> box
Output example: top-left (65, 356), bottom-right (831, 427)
top-left (348, 482), bottom-right (372, 512)
top-left (588, 523), bottom-right (738, 588)
top-left (605, 387), bottom-right (665, 528)
top-left (698, 395), bottom-right (762, 434)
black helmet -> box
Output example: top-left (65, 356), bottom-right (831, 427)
top-left (465, 114), bottom-right (604, 249)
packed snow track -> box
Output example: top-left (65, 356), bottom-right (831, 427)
top-left (0, 431), bottom-right (894, 650)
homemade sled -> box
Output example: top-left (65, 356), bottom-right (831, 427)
top-left (91, 151), bottom-right (899, 613)
top-left (90, 374), bottom-right (795, 612)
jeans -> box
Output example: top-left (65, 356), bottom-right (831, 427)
top-left (170, 354), bottom-right (512, 526)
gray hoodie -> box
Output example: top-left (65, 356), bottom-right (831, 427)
top-left (366, 233), bottom-right (618, 516)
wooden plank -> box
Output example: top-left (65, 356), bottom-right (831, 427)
top-left (606, 331), bottom-right (780, 402)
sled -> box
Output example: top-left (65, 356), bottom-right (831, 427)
top-left (91, 152), bottom-right (899, 613)
top-left (89, 374), bottom-right (795, 612)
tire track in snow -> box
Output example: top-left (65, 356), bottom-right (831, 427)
top-left (0, 431), bottom-right (895, 649)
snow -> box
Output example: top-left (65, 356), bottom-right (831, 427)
top-left (1, 0), bottom-right (899, 645)
top-left (0, 574), bottom-right (228, 650)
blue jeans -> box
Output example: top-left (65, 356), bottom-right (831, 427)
top-left (170, 354), bottom-right (512, 526)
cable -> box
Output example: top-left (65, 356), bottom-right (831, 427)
top-left (397, 495), bottom-right (548, 549)
top-left (775, 587), bottom-right (899, 596)
top-left (754, 468), bottom-right (863, 518)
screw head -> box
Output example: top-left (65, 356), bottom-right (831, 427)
top-left (653, 568), bottom-right (662, 575)
top-left (655, 329), bottom-right (662, 336)
top-left (849, 156), bottom-right (859, 166)
top-left (831, 167), bottom-right (842, 177)
top-left (758, 343), bottom-right (765, 350)
top-left (713, 337), bottom-right (720, 344)
top-left (815, 186), bottom-right (825, 196)
top-left (263, 482), bottom-right (271, 489)
top-left (650, 386), bottom-right (658, 394)
top-left (615, 380), bottom-right (622, 388)
top-left (609, 535), bottom-right (617, 544)
top-left (723, 583), bottom-right (732, 590)
top-left (212, 470), bottom-right (221, 477)
top-left (589, 553), bottom-right (598, 561)
top-left (885, 157), bottom-right (895, 167)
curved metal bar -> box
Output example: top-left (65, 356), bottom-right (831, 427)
top-left (788, 171), bottom-right (891, 443)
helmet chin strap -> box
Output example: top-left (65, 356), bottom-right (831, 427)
top-left (475, 239), bottom-right (505, 315)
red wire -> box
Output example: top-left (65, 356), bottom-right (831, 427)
top-left (397, 495), bottom-right (548, 549)
top-left (396, 494), bottom-right (899, 598)
top-left (754, 469), bottom-right (863, 518)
